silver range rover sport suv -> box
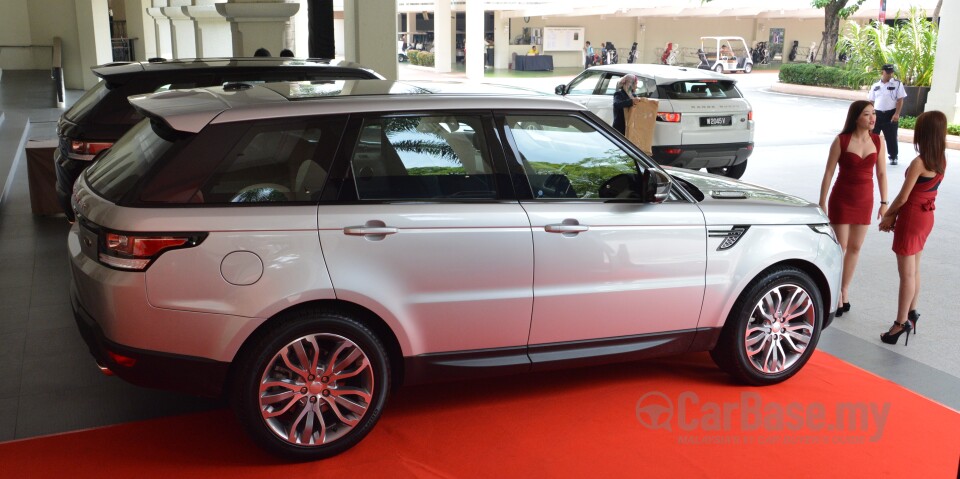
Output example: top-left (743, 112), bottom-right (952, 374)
top-left (68, 80), bottom-right (842, 460)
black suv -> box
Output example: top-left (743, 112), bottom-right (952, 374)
top-left (55, 57), bottom-right (383, 219)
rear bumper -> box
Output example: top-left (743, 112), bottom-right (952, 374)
top-left (652, 142), bottom-right (754, 170)
top-left (71, 289), bottom-right (229, 398)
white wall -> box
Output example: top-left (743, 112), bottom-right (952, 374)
top-left (0, 0), bottom-right (36, 69)
top-left (28, 0), bottom-right (85, 89)
top-left (506, 14), bottom-right (853, 68)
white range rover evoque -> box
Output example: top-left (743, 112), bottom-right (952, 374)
top-left (556, 64), bottom-right (754, 179)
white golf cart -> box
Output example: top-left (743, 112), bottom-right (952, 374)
top-left (698, 36), bottom-right (754, 73)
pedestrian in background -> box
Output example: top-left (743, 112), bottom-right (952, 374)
top-left (585, 41), bottom-right (594, 68)
top-left (818, 100), bottom-right (889, 317)
top-left (877, 110), bottom-right (948, 345)
top-left (868, 64), bottom-right (907, 165)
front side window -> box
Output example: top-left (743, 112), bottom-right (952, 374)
top-left (567, 71), bottom-right (604, 95)
top-left (350, 115), bottom-right (496, 201)
top-left (505, 115), bottom-right (641, 200)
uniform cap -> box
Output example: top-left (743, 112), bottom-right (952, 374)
top-left (881, 64), bottom-right (895, 72)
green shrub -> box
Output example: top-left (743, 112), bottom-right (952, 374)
top-left (779, 63), bottom-right (873, 90)
top-left (418, 52), bottom-right (435, 67)
top-left (897, 116), bottom-right (960, 136)
top-left (407, 49), bottom-right (420, 64)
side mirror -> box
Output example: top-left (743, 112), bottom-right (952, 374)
top-left (640, 168), bottom-right (672, 204)
top-left (555, 84), bottom-right (567, 95)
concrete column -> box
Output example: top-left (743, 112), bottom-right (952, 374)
top-left (635, 18), bottom-right (645, 64)
top-left (342, 0), bottom-right (397, 80)
top-left (433, 0), bottom-right (452, 73)
top-left (163, 0), bottom-right (196, 58)
top-left (185, 0), bottom-right (232, 58)
top-left (75, 0), bottom-right (113, 89)
top-left (293, 0), bottom-right (308, 57)
top-left (493, 11), bottom-right (508, 70)
top-left (215, 0), bottom-right (299, 57)
top-left (405, 12), bottom-right (416, 45)
top-left (926, 1), bottom-right (960, 122)
top-left (125, 0), bottom-right (158, 60)
top-left (465, 1), bottom-right (484, 80)
top-left (147, 0), bottom-right (174, 59)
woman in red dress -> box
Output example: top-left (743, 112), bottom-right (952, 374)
top-left (818, 100), bottom-right (890, 316)
top-left (878, 110), bottom-right (948, 345)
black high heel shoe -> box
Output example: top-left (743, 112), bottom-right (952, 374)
top-left (835, 302), bottom-right (851, 317)
top-left (880, 321), bottom-right (912, 345)
top-left (908, 310), bottom-right (920, 334)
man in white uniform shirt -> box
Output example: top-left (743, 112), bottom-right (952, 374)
top-left (867, 64), bottom-right (907, 165)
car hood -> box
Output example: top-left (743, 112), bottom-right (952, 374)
top-left (665, 167), bottom-right (827, 225)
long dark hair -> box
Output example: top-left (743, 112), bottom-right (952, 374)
top-left (840, 100), bottom-right (873, 135)
top-left (914, 110), bottom-right (947, 174)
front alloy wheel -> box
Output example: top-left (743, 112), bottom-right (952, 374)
top-left (711, 267), bottom-right (822, 385)
top-left (234, 311), bottom-right (390, 460)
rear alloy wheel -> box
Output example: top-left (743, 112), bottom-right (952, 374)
top-left (707, 160), bottom-right (747, 179)
top-left (711, 267), bottom-right (823, 385)
top-left (233, 311), bottom-right (390, 460)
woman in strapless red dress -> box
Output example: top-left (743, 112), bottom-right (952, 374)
top-left (818, 100), bottom-right (890, 317)
top-left (877, 110), bottom-right (948, 345)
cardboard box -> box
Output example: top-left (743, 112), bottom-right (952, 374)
top-left (625, 98), bottom-right (658, 155)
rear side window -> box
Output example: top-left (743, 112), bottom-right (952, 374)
top-left (602, 74), bottom-right (657, 98)
top-left (195, 118), bottom-right (345, 204)
top-left (85, 119), bottom-right (181, 202)
top-left (349, 115), bottom-right (497, 201)
top-left (658, 80), bottom-right (742, 99)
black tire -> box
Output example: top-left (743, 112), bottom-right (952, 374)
top-left (707, 160), bottom-right (747, 179)
top-left (744, 63), bottom-right (753, 74)
top-left (710, 266), bottom-right (823, 386)
top-left (713, 64), bottom-right (724, 73)
top-left (232, 309), bottom-right (390, 460)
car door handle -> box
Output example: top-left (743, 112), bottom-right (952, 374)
top-left (544, 224), bottom-right (589, 233)
top-left (343, 226), bottom-right (398, 236)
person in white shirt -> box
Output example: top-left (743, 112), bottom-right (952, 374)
top-left (867, 64), bottom-right (908, 165)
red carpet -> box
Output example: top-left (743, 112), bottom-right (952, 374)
top-left (1, 351), bottom-right (958, 478)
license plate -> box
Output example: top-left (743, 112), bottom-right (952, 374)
top-left (701, 116), bottom-right (732, 127)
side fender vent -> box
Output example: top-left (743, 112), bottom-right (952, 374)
top-left (707, 225), bottom-right (750, 250)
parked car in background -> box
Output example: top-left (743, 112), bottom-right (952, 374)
top-left (55, 57), bottom-right (383, 220)
top-left (699, 36), bottom-right (755, 73)
top-left (69, 79), bottom-right (840, 460)
top-left (555, 64), bottom-right (754, 178)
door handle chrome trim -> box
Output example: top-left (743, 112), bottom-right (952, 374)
top-left (544, 224), bottom-right (589, 233)
top-left (343, 226), bottom-right (398, 236)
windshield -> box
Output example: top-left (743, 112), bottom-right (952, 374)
top-left (84, 119), bottom-right (179, 203)
top-left (658, 80), bottom-right (742, 100)
top-left (63, 81), bottom-right (108, 122)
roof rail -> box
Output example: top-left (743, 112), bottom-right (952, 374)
top-left (147, 57), bottom-right (167, 63)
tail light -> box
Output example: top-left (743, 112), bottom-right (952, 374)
top-left (657, 112), bottom-right (682, 123)
top-left (747, 111), bottom-right (753, 121)
top-left (663, 148), bottom-right (683, 155)
top-left (69, 140), bottom-right (114, 160)
top-left (99, 230), bottom-right (206, 271)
